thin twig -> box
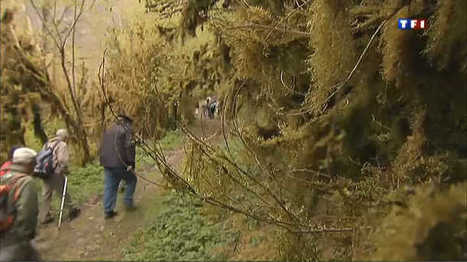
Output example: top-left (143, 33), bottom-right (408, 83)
top-left (280, 71), bottom-right (306, 96)
top-left (323, 19), bottom-right (387, 105)
top-left (221, 92), bottom-right (232, 156)
top-left (285, 19), bottom-right (388, 117)
top-left (227, 23), bottom-right (311, 36)
top-left (29, 0), bottom-right (61, 50)
top-left (72, 0), bottom-right (77, 105)
top-left (264, 0), bottom-right (312, 41)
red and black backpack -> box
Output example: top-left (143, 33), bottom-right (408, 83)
top-left (0, 174), bottom-right (27, 233)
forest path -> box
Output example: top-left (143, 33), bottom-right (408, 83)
top-left (33, 150), bottom-right (182, 260)
top-left (32, 119), bottom-right (221, 260)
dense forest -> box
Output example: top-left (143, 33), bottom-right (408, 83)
top-left (1, 0), bottom-right (466, 260)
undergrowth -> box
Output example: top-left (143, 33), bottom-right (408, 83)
top-left (159, 129), bottom-right (185, 151)
top-left (47, 162), bottom-right (104, 215)
top-left (67, 162), bottom-right (104, 204)
top-left (137, 129), bottom-right (185, 166)
top-left (123, 191), bottom-right (235, 261)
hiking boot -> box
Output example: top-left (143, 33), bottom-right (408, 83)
top-left (68, 207), bottom-right (81, 221)
top-left (104, 210), bottom-right (118, 219)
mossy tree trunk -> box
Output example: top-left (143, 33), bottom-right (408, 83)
top-left (32, 103), bottom-right (48, 145)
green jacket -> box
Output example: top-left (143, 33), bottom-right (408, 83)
top-left (0, 164), bottom-right (38, 245)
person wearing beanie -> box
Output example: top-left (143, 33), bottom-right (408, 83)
top-left (0, 145), bottom-right (21, 177)
top-left (0, 147), bottom-right (41, 261)
top-left (39, 129), bottom-right (80, 224)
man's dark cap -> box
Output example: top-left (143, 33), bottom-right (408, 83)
top-left (117, 114), bottom-right (133, 123)
top-left (8, 145), bottom-right (22, 160)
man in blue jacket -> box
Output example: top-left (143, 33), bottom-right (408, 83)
top-left (99, 114), bottom-right (137, 219)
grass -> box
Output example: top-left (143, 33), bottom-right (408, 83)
top-left (44, 161), bottom-right (104, 217)
top-left (66, 162), bottom-right (104, 204)
top-left (136, 129), bottom-right (185, 166)
top-left (122, 191), bottom-right (235, 261)
top-left (159, 129), bottom-right (185, 151)
top-left (23, 122), bottom-right (44, 152)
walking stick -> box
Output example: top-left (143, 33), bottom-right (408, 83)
top-left (58, 175), bottom-right (68, 228)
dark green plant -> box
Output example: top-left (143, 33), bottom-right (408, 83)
top-left (123, 192), bottom-right (234, 261)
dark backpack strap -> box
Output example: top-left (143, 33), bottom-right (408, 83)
top-left (46, 140), bottom-right (61, 152)
top-left (46, 140), bottom-right (61, 168)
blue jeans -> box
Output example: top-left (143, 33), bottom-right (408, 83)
top-left (103, 167), bottom-right (137, 214)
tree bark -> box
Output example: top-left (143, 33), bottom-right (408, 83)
top-left (32, 103), bottom-right (48, 144)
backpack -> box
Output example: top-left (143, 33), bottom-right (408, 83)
top-left (0, 174), bottom-right (27, 233)
top-left (34, 141), bottom-right (58, 178)
top-left (0, 161), bottom-right (12, 177)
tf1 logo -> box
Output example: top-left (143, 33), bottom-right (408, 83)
top-left (398, 18), bottom-right (427, 30)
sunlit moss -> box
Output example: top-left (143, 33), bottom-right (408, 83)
top-left (306, 0), bottom-right (357, 115)
top-left (425, 0), bottom-right (467, 72)
top-left (370, 182), bottom-right (467, 261)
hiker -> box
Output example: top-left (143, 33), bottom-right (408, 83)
top-left (216, 99), bottom-right (222, 117)
top-left (39, 129), bottom-right (80, 224)
top-left (209, 99), bottom-right (217, 119)
top-left (0, 147), bottom-right (41, 261)
top-left (0, 145), bottom-right (21, 177)
top-left (99, 114), bottom-right (137, 219)
top-left (205, 97), bottom-right (212, 118)
top-left (200, 101), bottom-right (208, 119)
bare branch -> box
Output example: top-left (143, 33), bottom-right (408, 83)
top-left (322, 19), bottom-right (387, 106)
top-left (29, 0), bottom-right (61, 50)
top-left (226, 23), bottom-right (311, 37)
top-left (285, 19), bottom-right (388, 117)
top-left (72, 0), bottom-right (78, 105)
top-left (61, 0), bottom-right (85, 44)
top-left (264, 0), bottom-right (312, 41)
top-left (56, 6), bottom-right (72, 25)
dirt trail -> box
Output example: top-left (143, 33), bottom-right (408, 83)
top-left (33, 119), bottom-right (220, 260)
top-left (33, 149), bottom-right (184, 260)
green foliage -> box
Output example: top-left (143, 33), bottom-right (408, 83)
top-left (135, 129), bottom-right (185, 166)
top-left (123, 192), bottom-right (234, 261)
top-left (67, 162), bottom-right (104, 204)
top-left (0, 5), bottom-right (37, 161)
top-left (307, 0), bottom-right (357, 114)
top-left (22, 126), bottom-right (40, 153)
top-left (106, 12), bottom-right (227, 136)
top-left (169, 0), bottom-right (467, 259)
top-left (5, 0), bottom-right (462, 260)
top-left (46, 162), bottom-right (103, 219)
top-left (425, 0), bottom-right (467, 73)
top-left (278, 232), bottom-right (321, 262)
top-left (381, 6), bottom-right (416, 84)
top-left (159, 129), bottom-right (185, 151)
top-left (0, 1), bottom-right (97, 165)
top-left (369, 182), bottom-right (467, 261)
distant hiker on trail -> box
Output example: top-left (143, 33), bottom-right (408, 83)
top-left (203, 96), bottom-right (218, 119)
top-left (0, 147), bottom-right (41, 261)
top-left (99, 114), bottom-right (137, 219)
top-left (39, 129), bottom-right (80, 224)
top-left (0, 145), bottom-right (21, 177)
top-left (205, 97), bottom-right (212, 118)
top-left (209, 99), bottom-right (217, 119)
top-left (216, 99), bottom-right (222, 117)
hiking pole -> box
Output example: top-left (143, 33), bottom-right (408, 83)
top-left (58, 175), bottom-right (68, 228)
